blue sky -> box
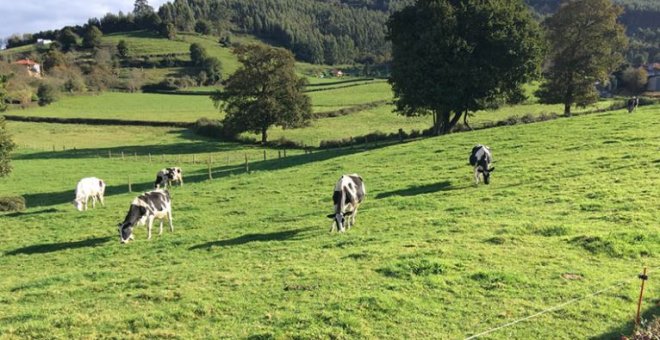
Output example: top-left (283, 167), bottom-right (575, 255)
top-left (0, 0), bottom-right (168, 42)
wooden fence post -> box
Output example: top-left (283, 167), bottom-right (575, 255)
top-left (244, 153), bottom-right (249, 173)
top-left (636, 267), bottom-right (649, 327)
top-left (192, 154), bottom-right (196, 164)
top-left (283, 149), bottom-right (287, 157)
top-left (263, 150), bottom-right (267, 161)
top-left (128, 175), bottom-right (132, 192)
top-left (121, 151), bottom-right (125, 160)
top-left (109, 150), bottom-right (112, 158)
top-left (278, 150), bottom-right (281, 159)
top-left (207, 158), bottom-right (213, 180)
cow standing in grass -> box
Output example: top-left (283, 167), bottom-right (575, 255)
top-left (154, 167), bottom-right (183, 189)
top-left (73, 177), bottom-right (106, 211)
top-left (627, 96), bottom-right (639, 113)
top-left (327, 174), bottom-right (366, 232)
top-left (469, 145), bottom-right (495, 185)
top-left (118, 190), bottom-right (173, 243)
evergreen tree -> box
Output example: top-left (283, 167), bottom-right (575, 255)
top-left (82, 25), bottom-right (103, 49)
top-left (134, 0), bottom-right (154, 17)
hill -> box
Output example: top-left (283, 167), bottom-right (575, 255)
top-left (0, 103), bottom-right (658, 338)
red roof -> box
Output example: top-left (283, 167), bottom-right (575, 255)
top-left (15, 59), bottom-right (37, 66)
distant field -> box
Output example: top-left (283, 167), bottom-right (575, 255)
top-left (0, 105), bottom-right (658, 338)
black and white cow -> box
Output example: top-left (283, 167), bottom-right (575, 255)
top-left (72, 177), bottom-right (106, 211)
top-left (327, 174), bottom-right (366, 232)
top-left (117, 190), bottom-right (173, 244)
top-left (627, 96), bottom-right (639, 113)
top-left (154, 167), bottom-right (183, 189)
top-left (469, 144), bottom-right (495, 185)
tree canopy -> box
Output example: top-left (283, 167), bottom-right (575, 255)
top-left (536, 0), bottom-right (628, 115)
top-left (212, 44), bottom-right (312, 144)
top-left (82, 25), bottom-right (103, 49)
top-left (387, 0), bottom-right (544, 134)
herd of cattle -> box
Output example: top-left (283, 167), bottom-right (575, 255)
top-left (72, 146), bottom-right (494, 243)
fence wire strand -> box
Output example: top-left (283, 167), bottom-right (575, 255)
top-left (465, 265), bottom-right (659, 339)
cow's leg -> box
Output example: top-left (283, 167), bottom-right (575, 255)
top-left (158, 219), bottom-right (164, 236)
top-left (351, 207), bottom-right (359, 227)
top-left (99, 193), bottom-right (105, 207)
top-left (84, 197), bottom-right (89, 211)
top-left (147, 216), bottom-right (154, 240)
top-left (474, 168), bottom-right (480, 184)
top-left (179, 176), bottom-right (183, 186)
top-left (91, 195), bottom-right (97, 208)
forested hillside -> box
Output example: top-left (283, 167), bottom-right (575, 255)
top-left (4, 0), bottom-right (658, 65)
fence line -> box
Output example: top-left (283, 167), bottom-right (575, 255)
top-left (465, 265), bottom-right (660, 339)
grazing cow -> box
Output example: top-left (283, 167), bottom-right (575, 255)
top-left (326, 174), bottom-right (366, 232)
top-left (469, 145), bottom-right (495, 185)
top-left (117, 190), bottom-right (173, 244)
top-left (627, 96), bottom-right (639, 113)
top-left (154, 167), bottom-right (183, 189)
top-left (72, 177), bottom-right (106, 211)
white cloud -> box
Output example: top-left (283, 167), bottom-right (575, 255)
top-left (0, 0), bottom-right (169, 39)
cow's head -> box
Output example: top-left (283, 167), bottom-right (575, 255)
top-left (327, 212), bottom-right (349, 232)
top-left (72, 199), bottom-right (84, 212)
top-left (118, 205), bottom-right (147, 243)
top-left (478, 167), bottom-right (495, 184)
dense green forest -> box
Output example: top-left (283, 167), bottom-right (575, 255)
top-left (3, 0), bottom-right (659, 64)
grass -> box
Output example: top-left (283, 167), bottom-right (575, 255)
top-left (0, 104), bottom-right (658, 338)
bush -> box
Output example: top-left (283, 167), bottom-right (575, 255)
top-left (37, 83), bottom-right (58, 106)
top-left (0, 196), bottom-right (26, 212)
top-left (193, 117), bottom-right (226, 138)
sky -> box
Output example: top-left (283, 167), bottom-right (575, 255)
top-left (0, 0), bottom-right (169, 42)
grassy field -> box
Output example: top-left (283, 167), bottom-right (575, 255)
top-left (0, 104), bottom-right (658, 338)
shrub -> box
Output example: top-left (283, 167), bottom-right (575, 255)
top-left (37, 83), bottom-right (58, 106)
top-left (193, 118), bottom-right (225, 139)
top-left (0, 196), bottom-right (26, 212)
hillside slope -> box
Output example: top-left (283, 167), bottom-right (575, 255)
top-left (0, 104), bottom-right (658, 338)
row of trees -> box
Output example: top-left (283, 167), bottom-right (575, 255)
top-left (211, 0), bottom-right (635, 144)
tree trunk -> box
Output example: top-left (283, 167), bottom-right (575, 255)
top-left (433, 111), bottom-right (441, 136)
top-left (447, 111), bottom-right (462, 133)
top-left (261, 127), bottom-right (268, 145)
top-left (463, 111), bottom-right (472, 130)
top-left (564, 102), bottom-right (571, 116)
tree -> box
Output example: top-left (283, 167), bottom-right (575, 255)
top-left (189, 43), bottom-right (208, 66)
top-left (58, 28), bottom-right (79, 52)
top-left (212, 44), bottom-right (312, 144)
top-left (82, 25), bottom-right (103, 49)
top-left (621, 67), bottom-right (648, 94)
top-left (43, 48), bottom-right (66, 72)
top-left (387, 0), bottom-right (544, 135)
top-left (0, 75), bottom-right (8, 113)
top-left (536, 0), bottom-right (627, 115)
top-left (201, 57), bottom-right (223, 85)
top-left (37, 83), bottom-right (58, 106)
top-left (0, 76), bottom-right (16, 177)
top-left (161, 22), bottom-right (177, 40)
top-left (195, 20), bottom-right (212, 35)
top-left (117, 40), bottom-right (129, 58)
top-left (134, 0), bottom-right (154, 17)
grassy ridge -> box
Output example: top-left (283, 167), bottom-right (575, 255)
top-left (0, 105), bottom-right (658, 338)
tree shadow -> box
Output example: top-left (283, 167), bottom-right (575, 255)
top-left (591, 304), bottom-right (659, 339)
top-left (189, 227), bottom-right (313, 250)
top-left (375, 181), bottom-right (462, 199)
top-left (2, 208), bottom-right (59, 218)
top-left (4, 236), bottom-right (112, 256)
top-left (18, 143), bottom-right (380, 208)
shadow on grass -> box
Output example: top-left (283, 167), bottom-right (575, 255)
top-left (189, 227), bottom-right (313, 250)
top-left (19, 144), bottom-right (380, 208)
top-left (375, 181), bottom-right (462, 199)
top-left (2, 208), bottom-right (59, 218)
top-left (4, 236), bottom-right (112, 256)
top-left (591, 304), bottom-right (659, 339)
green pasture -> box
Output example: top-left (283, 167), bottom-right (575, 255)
top-left (0, 104), bottom-right (658, 338)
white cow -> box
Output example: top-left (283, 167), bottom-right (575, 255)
top-left (327, 174), bottom-right (366, 232)
top-left (73, 177), bottom-right (106, 211)
top-left (154, 167), bottom-right (183, 189)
